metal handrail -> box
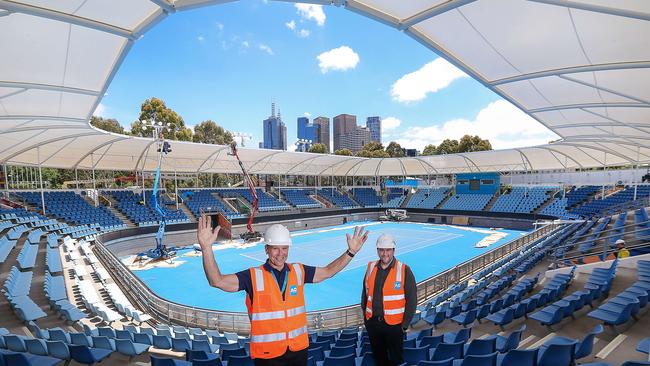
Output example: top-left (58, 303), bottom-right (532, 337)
top-left (92, 222), bottom-right (557, 333)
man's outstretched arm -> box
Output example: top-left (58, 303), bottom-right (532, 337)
top-left (197, 213), bottom-right (240, 292)
top-left (313, 226), bottom-right (369, 283)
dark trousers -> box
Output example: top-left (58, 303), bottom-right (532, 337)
top-left (366, 316), bottom-right (404, 366)
top-left (254, 347), bottom-right (308, 366)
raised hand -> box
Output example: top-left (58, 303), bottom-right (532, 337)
top-left (346, 226), bottom-right (369, 254)
top-left (197, 213), bottom-right (221, 251)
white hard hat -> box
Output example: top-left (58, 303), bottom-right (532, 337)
top-left (264, 224), bottom-right (292, 246)
top-left (376, 233), bottom-right (396, 249)
top-left (615, 239), bottom-right (625, 245)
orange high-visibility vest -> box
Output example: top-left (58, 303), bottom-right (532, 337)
top-left (247, 263), bottom-right (309, 359)
top-left (364, 259), bottom-right (406, 325)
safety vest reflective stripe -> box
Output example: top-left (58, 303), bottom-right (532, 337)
top-left (383, 294), bottom-right (405, 301)
top-left (367, 295), bottom-right (372, 301)
top-left (288, 325), bottom-right (308, 339)
top-left (396, 262), bottom-right (403, 282)
top-left (251, 332), bottom-right (286, 343)
top-left (292, 264), bottom-right (303, 286)
top-left (254, 268), bottom-right (264, 292)
top-left (251, 310), bottom-right (285, 321)
top-left (286, 306), bottom-right (306, 317)
top-left (365, 261), bottom-right (376, 293)
top-left (384, 307), bottom-right (405, 315)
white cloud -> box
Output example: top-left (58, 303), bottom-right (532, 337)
top-left (390, 100), bottom-right (559, 150)
top-left (295, 4), bottom-right (325, 26)
top-left (391, 58), bottom-right (468, 103)
top-left (241, 41), bottom-right (249, 48)
top-left (258, 44), bottom-right (274, 55)
top-left (216, 22), bottom-right (224, 31)
top-left (93, 103), bottom-right (107, 117)
top-left (382, 117), bottom-right (401, 131)
top-left (317, 46), bottom-right (359, 73)
top-left (197, 35), bottom-right (205, 42)
top-left (285, 20), bottom-right (296, 30)
top-left (303, 112), bottom-right (311, 118)
top-left (297, 29), bottom-right (310, 38)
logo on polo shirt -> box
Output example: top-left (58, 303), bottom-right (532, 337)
top-left (394, 281), bottom-right (401, 290)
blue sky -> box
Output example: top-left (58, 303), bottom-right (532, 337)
top-left (98, 0), bottom-right (557, 151)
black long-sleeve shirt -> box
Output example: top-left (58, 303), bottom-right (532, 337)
top-left (361, 259), bottom-right (417, 329)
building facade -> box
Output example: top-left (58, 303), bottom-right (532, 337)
top-left (366, 116), bottom-right (381, 143)
top-left (297, 117), bottom-right (320, 151)
top-left (340, 127), bottom-right (371, 153)
top-left (333, 114), bottom-right (357, 152)
top-left (262, 103), bottom-right (287, 150)
top-left (313, 116), bottom-right (330, 152)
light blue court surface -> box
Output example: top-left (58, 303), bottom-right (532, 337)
top-left (131, 222), bottom-right (527, 312)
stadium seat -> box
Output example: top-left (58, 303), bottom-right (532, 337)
top-left (496, 348), bottom-right (538, 366)
top-left (150, 354), bottom-right (192, 366)
top-left (451, 352), bottom-right (497, 366)
top-left (403, 346), bottom-right (430, 366)
top-left (323, 353), bottom-right (356, 366)
top-left (537, 341), bottom-right (576, 366)
top-left (431, 342), bottom-right (464, 361)
top-left (68, 344), bottom-right (113, 365)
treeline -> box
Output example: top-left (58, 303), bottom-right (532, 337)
top-left (307, 135), bottom-right (492, 157)
top-left (91, 97), bottom-right (233, 145)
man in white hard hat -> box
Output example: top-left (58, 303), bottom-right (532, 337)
top-left (361, 233), bottom-right (416, 366)
top-left (197, 214), bottom-right (369, 366)
top-left (614, 239), bottom-right (630, 259)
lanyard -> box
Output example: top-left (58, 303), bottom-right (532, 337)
top-left (272, 269), bottom-right (289, 295)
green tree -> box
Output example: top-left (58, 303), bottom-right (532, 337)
top-left (457, 134), bottom-right (492, 153)
top-left (91, 116), bottom-right (127, 135)
top-left (334, 148), bottom-right (353, 156)
top-left (193, 120), bottom-right (234, 145)
top-left (371, 150), bottom-right (390, 158)
top-left (131, 97), bottom-right (191, 141)
top-left (422, 144), bottom-right (437, 156)
top-left (308, 143), bottom-right (327, 154)
top-left (361, 141), bottom-right (384, 152)
top-left (385, 141), bottom-right (405, 157)
top-left (436, 139), bottom-right (459, 155)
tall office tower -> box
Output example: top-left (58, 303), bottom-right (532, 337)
top-left (297, 117), bottom-right (320, 151)
top-left (333, 114), bottom-right (357, 151)
top-left (262, 103), bottom-right (287, 150)
top-left (366, 116), bottom-right (381, 143)
top-left (340, 127), bottom-right (371, 153)
top-left (313, 116), bottom-right (330, 152)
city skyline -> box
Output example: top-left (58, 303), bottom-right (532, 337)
top-left (98, 0), bottom-right (558, 152)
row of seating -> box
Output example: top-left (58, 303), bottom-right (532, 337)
top-left (2, 267), bottom-right (46, 322)
top-left (180, 189), bottom-right (242, 220)
top-left (588, 260), bottom-right (650, 332)
top-left (280, 189), bottom-right (322, 208)
top-left (318, 188), bottom-right (359, 209)
top-left (441, 194), bottom-right (493, 211)
top-left (406, 187), bottom-right (450, 209)
top-left (16, 239), bottom-right (38, 270)
top-left (43, 271), bottom-right (86, 323)
top-left (350, 188), bottom-right (382, 207)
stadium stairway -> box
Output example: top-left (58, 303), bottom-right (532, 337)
top-left (177, 202), bottom-right (196, 223)
top-left (483, 192), bottom-right (501, 211)
top-left (532, 191), bottom-right (559, 215)
top-left (101, 197), bottom-right (137, 228)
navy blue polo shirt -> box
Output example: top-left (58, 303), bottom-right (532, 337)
top-left (236, 260), bottom-right (316, 303)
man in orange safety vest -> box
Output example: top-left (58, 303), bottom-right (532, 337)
top-left (197, 214), bottom-right (369, 365)
top-left (362, 233), bottom-right (417, 366)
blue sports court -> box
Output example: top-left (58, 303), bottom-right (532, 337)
top-left (132, 222), bottom-right (525, 312)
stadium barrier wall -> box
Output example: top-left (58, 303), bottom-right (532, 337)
top-left (93, 211), bottom-right (559, 333)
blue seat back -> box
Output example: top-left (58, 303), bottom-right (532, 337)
top-left (460, 352), bottom-right (497, 366)
top-left (221, 347), bottom-right (246, 362)
top-left (323, 353), bottom-right (355, 366)
top-left (538, 342), bottom-right (576, 366)
top-left (575, 325), bottom-right (604, 359)
top-left (499, 348), bottom-right (538, 366)
top-left (223, 355), bottom-right (253, 366)
top-left (417, 358), bottom-right (454, 366)
top-left (150, 355), bottom-right (179, 366)
top-left (46, 340), bottom-right (70, 360)
top-left (420, 335), bottom-right (443, 349)
top-left (465, 338), bottom-right (496, 356)
top-left (432, 342), bottom-right (464, 361)
top-left (404, 346), bottom-right (430, 365)
top-left (329, 345), bottom-right (356, 358)
top-left (308, 346), bottom-right (324, 361)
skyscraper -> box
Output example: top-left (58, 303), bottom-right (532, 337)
top-left (297, 117), bottom-right (320, 151)
top-left (366, 116), bottom-right (381, 143)
top-left (262, 103), bottom-right (287, 151)
top-left (340, 127), bottom-right (371, 153)
top-left (333, 114), bottom-right (356, 152)
top-left (314, 116), bottom-right (330, 152)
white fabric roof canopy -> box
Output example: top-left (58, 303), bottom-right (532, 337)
top-left (0, 0), bottom-right (649, 176)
